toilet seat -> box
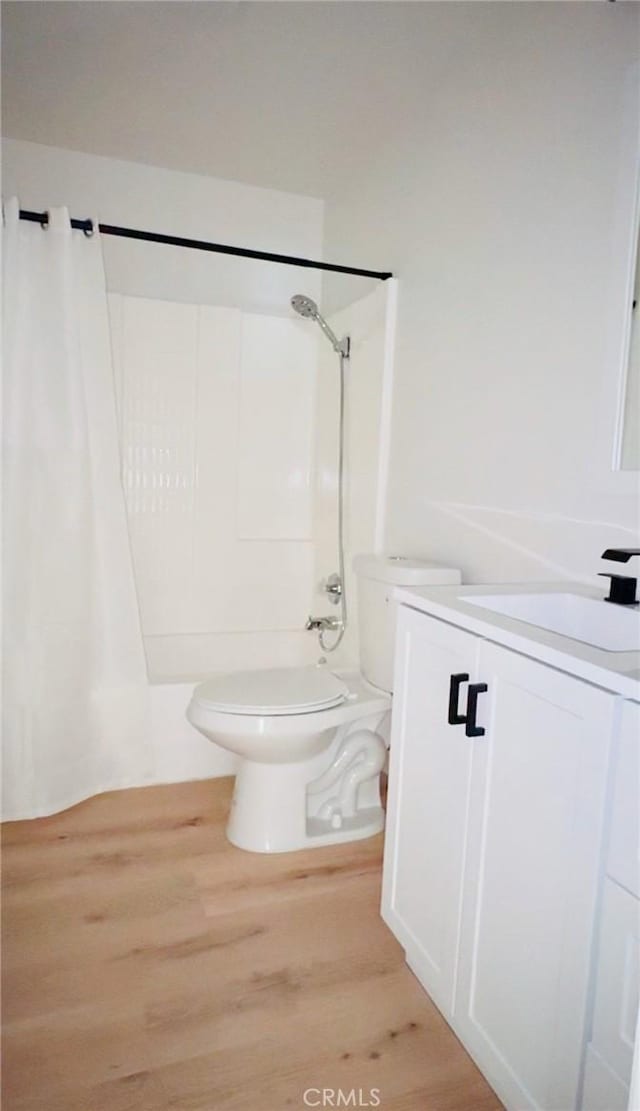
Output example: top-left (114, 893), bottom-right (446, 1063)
top-left (192, 666), bottom-right (350, 716)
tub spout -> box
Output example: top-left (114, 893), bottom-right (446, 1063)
top-left (305, 615), bottom-right (342, 632)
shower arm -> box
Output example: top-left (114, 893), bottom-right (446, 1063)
top-left (317, 317), bottom-right (350, 359)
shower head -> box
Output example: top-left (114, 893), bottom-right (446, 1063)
top-left (291, 294), bottom-right (319, 320)
top-left (290, 294), bottom-right (350, 357)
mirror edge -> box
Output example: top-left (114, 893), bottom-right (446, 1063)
top-left (612, 62), bottom-right (640, 473)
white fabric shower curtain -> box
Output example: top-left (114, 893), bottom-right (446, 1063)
top-left (2, 197), bottom-right (151, 819)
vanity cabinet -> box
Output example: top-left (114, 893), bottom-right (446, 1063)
top-left (382, 603), bottom-right (618, 1111)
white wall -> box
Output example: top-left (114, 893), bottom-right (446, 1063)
top-left (2, 138), bottom-right (323, 313)
top-left (324, 4), bottom-right (640, 586)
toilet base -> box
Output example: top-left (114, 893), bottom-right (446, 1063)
top-left (228, 793), bottom-right (385, 854)
top-left (226, 721), bottom-right (387, 854)
top-left (305, 807), bottom-right (385, 847)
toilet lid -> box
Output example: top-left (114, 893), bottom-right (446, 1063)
top-left (192, 667), bottom-right (350, 716)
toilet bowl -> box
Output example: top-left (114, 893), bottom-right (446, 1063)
top-left (186, 554), bottom-right (461, 853)
top-left (187, 668), bottom-right (390, 852)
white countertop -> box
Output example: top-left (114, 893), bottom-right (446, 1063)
top-left (395, 582), bottom-right (640, 700)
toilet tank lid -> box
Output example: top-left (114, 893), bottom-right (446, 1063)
top-left (353, 553), bottom-right (461, 586)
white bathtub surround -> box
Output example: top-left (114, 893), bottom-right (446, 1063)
top-left (109, 293), bottom-right (318, 660)
top-left (144, 631), bottom-right (319, 685)
top-left (109, 281), bottom-right (396, 681)
top-left (149, 679), bottom-right (238, 784)
top-left (2, 200), bottom-right (151, 820)
top-left (312, 281), bottom-right (398, 668)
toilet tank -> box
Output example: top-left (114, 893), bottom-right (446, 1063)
top-left (353, 554), bottom-right (462, 693)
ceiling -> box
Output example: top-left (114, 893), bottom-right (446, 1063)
top-left (1, 1), bottom-right (479, 200)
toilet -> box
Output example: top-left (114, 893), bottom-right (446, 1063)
top-left (186, 554), bottom-right (461, 853)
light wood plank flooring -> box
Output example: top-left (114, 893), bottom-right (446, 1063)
top-left (2, 778), bottom-right (502, 1111)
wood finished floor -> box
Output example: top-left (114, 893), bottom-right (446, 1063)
top-left (2, 778), bottom-right (502, 1111)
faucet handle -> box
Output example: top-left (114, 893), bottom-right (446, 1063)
top-left (601, 548), bottom-right (640, 562)
top-left (598, 573), bottom-right (638, 606)
top-left (322, 573), bottom-right (343, 605)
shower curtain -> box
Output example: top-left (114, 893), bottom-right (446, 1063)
top-left (2, 198), bottom-right (151, 820)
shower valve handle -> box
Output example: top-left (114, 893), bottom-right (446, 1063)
top-left (323, 573), bottom-right (343, 604)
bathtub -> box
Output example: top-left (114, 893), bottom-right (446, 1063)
top-left (148, 676), bottom-right (239, 784)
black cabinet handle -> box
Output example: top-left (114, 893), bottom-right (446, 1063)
top-left (448, 673), bottom-right (469, 725)
top-left (465, 683), bottom-right (488, 737)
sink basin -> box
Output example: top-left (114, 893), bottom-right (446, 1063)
top-left (462, 593), bottom-right (640, 652)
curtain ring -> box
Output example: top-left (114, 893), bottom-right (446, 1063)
top-left (83, 219), bottom-right (94, 238)
top-left (40, 211), bottom-right (49, 229)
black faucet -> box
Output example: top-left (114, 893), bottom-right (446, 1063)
top-left (599, 549), bottom-right (640, 606)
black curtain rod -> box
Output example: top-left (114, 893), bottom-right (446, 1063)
top-left (18, 209), bottom-right (392, 281)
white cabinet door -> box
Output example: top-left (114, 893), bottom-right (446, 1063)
top-left (589, 877), bottom-right (640, 1091)
top-left (607, 699), bottom-right (640, 898)
top-left (382, 606), bottom-right (480, 1016)
top-left (454, 640), bottom-right (616, 1111)
top-left (582, 1046), bottom-right (630, 1111)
